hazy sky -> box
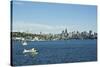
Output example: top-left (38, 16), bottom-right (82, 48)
top-left (12, 1), bottom-right (97, 34)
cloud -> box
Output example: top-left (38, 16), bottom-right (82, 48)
top-left (12, 21), bottom-right (97, 33)
top-left (12, 22), bottom-right (66, 34)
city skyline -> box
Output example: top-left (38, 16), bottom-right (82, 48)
top-left (12, 1), bottom-right (97, 34)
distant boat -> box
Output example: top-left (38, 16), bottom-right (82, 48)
top-left (21, 38), bottom-right (27, 45)
top-left (22, 41), bottom-right (27, 45)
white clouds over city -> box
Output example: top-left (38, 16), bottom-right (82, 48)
top-left (12, 21), bottom-right (67, 34)
top-left (12, 21), bottom-right (97, 34)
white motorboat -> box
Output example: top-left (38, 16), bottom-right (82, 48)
top-left (23, 48), bottom-right (38, 56)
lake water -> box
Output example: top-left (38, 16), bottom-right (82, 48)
top-left (11, 40), bottom-right (97, 66)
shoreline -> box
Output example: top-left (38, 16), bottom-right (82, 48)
top-left (12, 38), bottom-right (97, 42)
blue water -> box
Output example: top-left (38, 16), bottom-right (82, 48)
top-left (12, 40), bottom-right (97, 66)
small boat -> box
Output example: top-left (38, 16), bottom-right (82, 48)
top-left (21, 38), bottom-right (27, 45)
top-left (23, 48), bottom-right (38, 57)
top-left (22, 41), bottom-right (27, 45)
top-left (23, 48), bottom-right (37, 53)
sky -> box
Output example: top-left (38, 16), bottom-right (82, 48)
top-left (12, 1), bottom-right (97, 34)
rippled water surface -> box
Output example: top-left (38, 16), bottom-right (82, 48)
top-left (11, 40), bottom-right (97, 66)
